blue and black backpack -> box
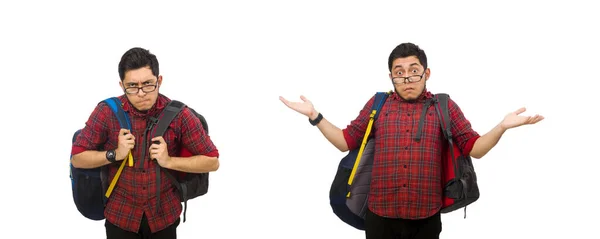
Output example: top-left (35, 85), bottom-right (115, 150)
top-left (329, 91), bottom-right (389, 230)
top-left (69, 97), bottom-right (131, 221)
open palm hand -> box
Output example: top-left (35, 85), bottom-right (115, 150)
top-left (500, 107), bottom-right (544, 130)
top-left (279, 95), bottom-right (316, 118)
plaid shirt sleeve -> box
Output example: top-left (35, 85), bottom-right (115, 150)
top-left (179, 107), bottom-right (219, 158)
top-left (342, 95), bottom-right (376, 150)
top-left (447, 97), bottom-right (480, 155)
top-left (71, 103), bottom-right (110, 155)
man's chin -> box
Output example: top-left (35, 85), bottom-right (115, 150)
top-left (394, 88), bottom-right (424, 101)
top-left (133, 105), bottom-right (151, 112)
top-left (397, 92), bottom-right (418, 101)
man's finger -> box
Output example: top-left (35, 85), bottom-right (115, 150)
top-left (279, 96), bottom-right (291, 107)
top-left (279, 96), bottom-right (288, 103)
top-left (151, 136), bottom-right (166, 144)
top-left (513, 107), bottom-right (526, 115)
top-left (530, 115), bottom-right (544, 124)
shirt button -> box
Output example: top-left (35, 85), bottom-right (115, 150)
top-left (403, 184), bottom-right (407, 187)
top-left (407, 113), bottom-right (410, 116)
top-left (404, 165), bottom-right (407, 168)
top-left (142, 186), bottom-right (146, 190)
top-left (405, 129), bottom-right (409, 132)
top-left (405, 146), bottom-right (408, 150)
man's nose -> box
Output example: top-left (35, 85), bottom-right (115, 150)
top-left (137, 88), bottom-right (147, 96)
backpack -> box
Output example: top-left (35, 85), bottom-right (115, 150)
top-left (70, 97), bottom-right (131, 221)
top-left (329, 91), bottom-right (390, 230)
top-left (150, 100), bottom-right (210, 223)
top-left (329, 92), bottom-right (480, 230)
top-left (433, 93), bottom-right (480, 217)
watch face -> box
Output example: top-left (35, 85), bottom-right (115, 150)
top-left (107, 150), bottom-right (115, 159)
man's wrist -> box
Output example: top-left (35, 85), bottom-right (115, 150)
top-left (106, 150), bottom-right (117, 163)
top-left (309, 110), bottom-right (320, 121)
top-left (163, 156), bottom-right (174, 169)
top-left (309, 112), bottom-right (323, 126)
top-left (114, 149), bottom-right (127, 161)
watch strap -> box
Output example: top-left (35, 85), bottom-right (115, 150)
top-left (309, 113), bottom-right (323, 126)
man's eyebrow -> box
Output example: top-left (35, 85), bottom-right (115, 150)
top-left (124, 79), bottom-right (155, 85)
top-left (394, 63), bottom-right (421, 69)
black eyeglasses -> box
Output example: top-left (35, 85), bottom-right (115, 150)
top-left (124, 84), bottom-right (157, 94)
top-left (391, 71), bottom-right (426, 84)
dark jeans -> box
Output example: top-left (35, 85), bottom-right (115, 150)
top-left (105, 214), bottom-right (180, 239)
top-left (365, 209), bottom-right (442, 239)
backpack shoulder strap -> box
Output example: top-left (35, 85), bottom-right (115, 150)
top-left (102, 97), bottom-right (131, 130)
top-left (100, 97), bottom-right (132, 199)
top-left (434, 93), bottom-right (460, 183)
top-left (154, 100), bottom-right (186, 137)
top-left (151, 100), bottom-right (189, 221)
top-left (434, 93), bottom-right (452, 141)
top-left (346, 91), bottom-right (390, 196)
top-left (371, 91), bottom-right (390, 120)
top-left (151, 99), bottom-right (193, 221)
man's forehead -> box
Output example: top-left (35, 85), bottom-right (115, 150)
top-left (123, 75), bottom-right (156, 84)
top-left (392, 56), bottom-right (422, 69)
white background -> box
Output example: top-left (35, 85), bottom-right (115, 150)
top-left (1, 0), bottom-right (598, 238)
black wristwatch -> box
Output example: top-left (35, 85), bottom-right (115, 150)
top-left (106, 149), bottom-right (117, 163)
top-left (309, 113), bottom-right (323, 126)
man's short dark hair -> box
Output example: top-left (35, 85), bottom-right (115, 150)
top-left (387, 43), bottom-right (428, 72)
top-left (118, 47), bottom-right (159, 81)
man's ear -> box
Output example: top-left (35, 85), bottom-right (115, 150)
top-left (157, 75), bottom-right (163, 87)
top-left (425, 68), bottom-right (431, 81)
top-left (119, 80), bottom-right (124, 90)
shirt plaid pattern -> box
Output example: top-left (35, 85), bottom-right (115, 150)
top-left (342, 90), bottom-right (479, 219)
top-left (72, 94), bottom-right (219, 233)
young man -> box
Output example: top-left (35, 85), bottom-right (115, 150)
top-left (71, 47), bottom-right (220, 239)
top-left (279, 42), bottom-right (543, 239)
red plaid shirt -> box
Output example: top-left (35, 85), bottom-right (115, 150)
top-left (72, 94), bottom-right (219, 233)
top-left (342, 90), bottom-right (479, 219)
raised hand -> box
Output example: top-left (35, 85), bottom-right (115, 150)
top-left (279, 95), bottom-right (318, 119)
top-left (500, 107), bottom-right (544, 130)
top-left (116, 128), bottom-right (135, 161)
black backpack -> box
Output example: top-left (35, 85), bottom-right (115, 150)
top-left (151, 100), bottom-right (210, 223)
top-left (433, 93), bottom-right (480, 217)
